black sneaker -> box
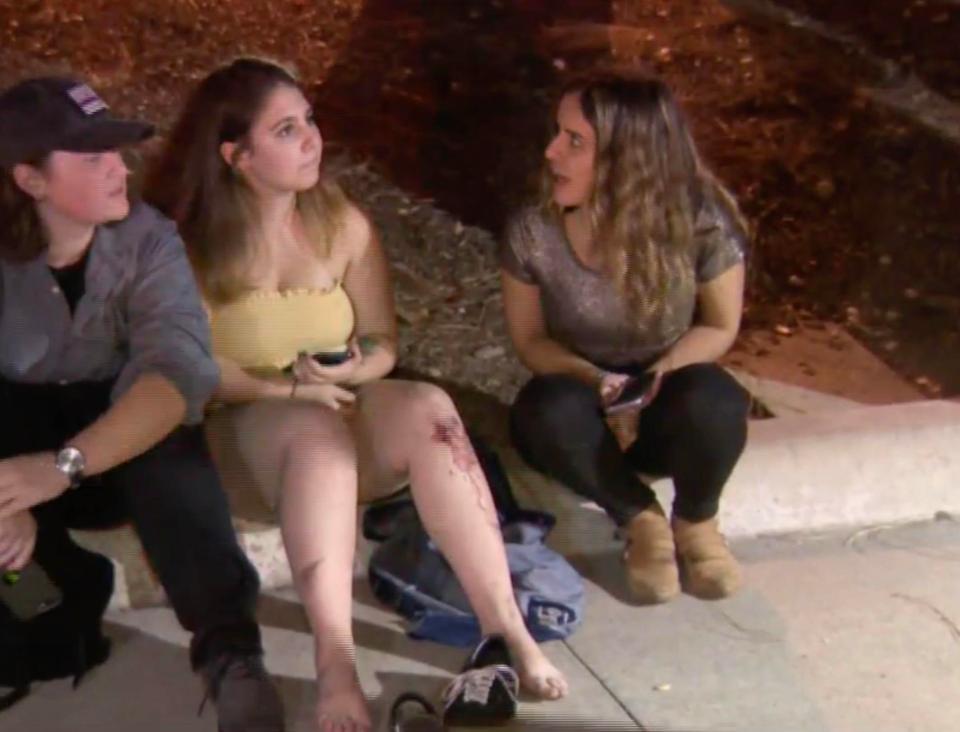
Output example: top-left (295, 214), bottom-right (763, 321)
top-left (200, 652), bottom-right (285, 732)
top-left (441, 635), bottom-right (518, 727)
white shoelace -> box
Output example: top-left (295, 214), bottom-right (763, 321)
top-left (442, 664), bottom-right (518, 708)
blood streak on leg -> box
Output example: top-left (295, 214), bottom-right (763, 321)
top-left (431, 416), bottom-right (499, 528)
top-left (431, 417), bottom-right (478, 471)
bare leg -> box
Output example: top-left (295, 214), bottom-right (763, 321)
top-left (213, 401), bottom-right (371, 732)
top-left (353, 381), bottom-right (569, 700)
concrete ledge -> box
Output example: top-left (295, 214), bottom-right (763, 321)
top-left (729, 369), bottom-right (864, 417)
top-left (75, 398), bottom-right (960, 611)
top-left (73, 517), bottom-right (368, 614)
top-left (713, 399), bottom-right (960, 537)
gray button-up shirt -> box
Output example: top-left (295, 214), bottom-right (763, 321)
top-left (0, 201), bottom-right (218, 425)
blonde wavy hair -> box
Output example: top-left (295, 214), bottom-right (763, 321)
top-left (541, 71), bottom-right (747, 322)
top-left (145, 57), bottom-right (347, 304)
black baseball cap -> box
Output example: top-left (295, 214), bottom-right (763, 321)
top-left (0, 76), bottom-right (154, 169)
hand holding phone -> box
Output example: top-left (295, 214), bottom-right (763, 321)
top-left (311, 349), bottom-right (353, 367)
top-left (282, 349), bottom-right (352, 375)
top-left (291, 339), bottom-right (362, 387)
top-left (602, 371), bottom-right (662, 416)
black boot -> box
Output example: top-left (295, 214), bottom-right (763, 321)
top-left (200, 652), bottom-right (285, 732)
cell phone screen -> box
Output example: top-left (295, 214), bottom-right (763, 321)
top-left (312, 350), bottom-right (353, 366)
top-left (0, 563), bottom-right (63, 621)
top-left (603, 372), bottom-right (659, 415)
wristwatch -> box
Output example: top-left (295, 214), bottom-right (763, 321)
top-left (54, 446), bottom-right (86, 490)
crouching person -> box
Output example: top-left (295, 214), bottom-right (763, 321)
top-left (0, 77), bottom-right (284, 731)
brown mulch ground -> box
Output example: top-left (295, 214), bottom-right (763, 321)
top-left (1, 0), bottom-right (957, 405)
top-left (775, 0), bottom-right (960, 101)
top-left (0, 0), bottom-right (361, 116)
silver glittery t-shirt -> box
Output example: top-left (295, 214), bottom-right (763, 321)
top-left (500, 200), bottom-right (746, 368)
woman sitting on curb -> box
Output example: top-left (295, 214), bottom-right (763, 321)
top-left (501, 70), bottom-right (751, 604)
top-left (145, 58), bottom-right (568, 732)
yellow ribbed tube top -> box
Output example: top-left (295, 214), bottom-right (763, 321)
top-left (209, 285), bottom-right (355, 373)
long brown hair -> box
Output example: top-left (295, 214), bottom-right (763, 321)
top-left (145, 57), bottom-right (347, 304)
top-left (541, 71), bottom-right (748, 321)
top-left (0, 156), bottom-right (49, 262)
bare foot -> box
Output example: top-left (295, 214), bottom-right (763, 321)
top-left (505, 634), bottom-right (569, 701)
top-left (315, 659), bottom-right (371, 732)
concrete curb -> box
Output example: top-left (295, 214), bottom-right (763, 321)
top-left (77, 395), bottom-right (960, 612)
top-left (729, 369), bottom-right (864, 417)
top-left (713, 399), bottom-right (960, 538)
top-left (75, 518), bottom-right (372, 614)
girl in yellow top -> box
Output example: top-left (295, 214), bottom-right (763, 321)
top-left (146, 58), bottom-right (567, 732)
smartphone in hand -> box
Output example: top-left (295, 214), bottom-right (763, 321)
top-left (0, 562), bottom-right (63, 621)
top-left (311, 350), bottom-right (353, 366)
top-left (603, 371), bottom-right (660, 416)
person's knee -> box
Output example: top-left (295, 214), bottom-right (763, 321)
top-left (666, 364), bottom-right (749, 448)
top-left (404, 381), bottom-right (458, 417)
top-left (509, 375), bottom-right (601, 467)
top-left (389, 382), bottom-right (482, 459)
top-left (511, 374), bottom-right (598, 432)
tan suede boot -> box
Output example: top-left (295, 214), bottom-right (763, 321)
top-left (672, 517), bottom-right (743, 600)
top-left (623, 502), bottom-right (680, 604)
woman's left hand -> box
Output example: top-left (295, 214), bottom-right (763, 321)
top-left (292, 338), bottom-right (364, 386)
top-left (603, 367), bottom-right (666, 452)
top-left (600, 372), bottom-right (638, 452)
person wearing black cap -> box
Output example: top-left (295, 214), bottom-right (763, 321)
top-left (0, 77), bottom-right (285, 731)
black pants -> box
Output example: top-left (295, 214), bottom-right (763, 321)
top-left (509, 362), bottom-right (750, 526)
top-left (0, 378), bottom-right (261, 669)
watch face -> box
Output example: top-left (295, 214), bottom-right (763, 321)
top-left (56, 447), bottom-right (85, 478)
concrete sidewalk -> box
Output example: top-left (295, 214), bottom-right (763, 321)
top-left (5, 517), bottom-right (958, 732)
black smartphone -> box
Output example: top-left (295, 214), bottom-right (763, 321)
top-left (0, 562), bottom-right (64, 621)
top-left (312, 349), bottom-right (353, 366)
top-left (603, 372), bottom-right (660, 415)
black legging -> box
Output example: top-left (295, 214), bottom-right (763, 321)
top-left (509, 362), bottom-right (750, 526)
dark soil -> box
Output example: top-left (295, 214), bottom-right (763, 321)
top-left (775, 0), bottom-right (960, 101)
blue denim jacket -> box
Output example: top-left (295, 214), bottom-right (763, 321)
top-left (0, 202), bottom-right (218, 424)
top-left (369, 510), bottom-right (584, 647)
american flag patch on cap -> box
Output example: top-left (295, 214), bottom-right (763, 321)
top-left (67, 84), bottom-right (108, 116)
